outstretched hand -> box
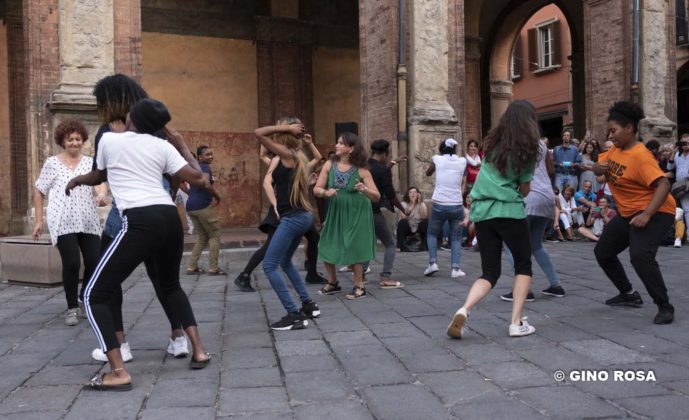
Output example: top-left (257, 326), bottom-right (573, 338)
top-left (65, 179), bottom-right (80, 196)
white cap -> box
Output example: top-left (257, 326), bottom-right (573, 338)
top-left (444, 138), bottom-right (458, 147)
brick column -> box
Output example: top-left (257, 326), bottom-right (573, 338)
top-left (464, 36), bottom-right (482, 141)
top-left (408, 0), bottom-right (459, 196)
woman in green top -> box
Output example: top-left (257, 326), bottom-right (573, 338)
top-left (446, 100), bottom-right (541, 339)
top-left (314, 132), bottom-right (380, 299)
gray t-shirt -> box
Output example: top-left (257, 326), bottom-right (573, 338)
top-left (525, 141), bottom-right (555, 218)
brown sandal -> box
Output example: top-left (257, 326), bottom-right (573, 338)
top-left (318, 282), bottom-right (341, 295)
top-left (346, 286), bottom-right (367, 300)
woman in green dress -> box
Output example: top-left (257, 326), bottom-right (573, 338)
top-left (314, 132), bottom-right (380, 299)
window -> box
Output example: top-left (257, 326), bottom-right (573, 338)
top-left (527, 19), bottom-right (561, 73)
top-left (511, 36), bottom-right (523, 80)
top-left (539, 25), bottom-right (553, 68)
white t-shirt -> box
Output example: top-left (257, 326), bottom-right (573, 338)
top-left (97, 131), bottom-right (188, 214)
top-left (431, 154), bottom-right (467, 205)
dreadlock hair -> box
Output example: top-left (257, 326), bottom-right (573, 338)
top-left (275, 116), bottom-right (312, 212)
top-left (482, 99), bottom-right (541, 177)
top-left (93, 74), bottom-right (149, 124)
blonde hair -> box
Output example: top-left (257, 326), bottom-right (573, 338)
top-left (275, 116), bottom-right (312, 212)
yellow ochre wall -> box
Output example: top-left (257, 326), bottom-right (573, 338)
top-left (312, 47), bottom-right (361, 145)
top-left (141, 32), bottom-right (258, 133)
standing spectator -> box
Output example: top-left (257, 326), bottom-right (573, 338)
top-left (33, 119), bottom-right (106, 326)
top-left (592, 101), bottom-right (676, 325)
top-left (315, 132), bottom-right (380, 300)
top-left (446, 100), bottom-right (540, 339)
top-left (186, 145), bottom-right (224, 276)
top-left (464, 139), bottom-right (482, 198)
top-left (671, 134), bottom-right (689, 241)
top-left (598, 139), bottom-right (617, 209)
top-left (397, 187), bottom-right (429, 251)
top-left (553, 130), bottom-right (581, 192)
top-left (578, 140), bottom-right (599, 192)
top-left (364, 139), bottom-right (405, 288)
top-left (424, 138), bottom-right (468, 278)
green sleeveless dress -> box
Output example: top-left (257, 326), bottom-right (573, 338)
top-left (318, 164), bottom-right (376, 265)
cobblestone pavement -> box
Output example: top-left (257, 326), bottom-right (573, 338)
top-left (1, 241), bottom-right (689, 419)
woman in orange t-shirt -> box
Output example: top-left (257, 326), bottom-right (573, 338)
top-left (592, 101), bottom-right (676, 325)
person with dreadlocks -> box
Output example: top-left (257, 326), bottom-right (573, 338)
top-left (253, 118), bottom-right (322, 330)
top-left (86, 74), bottom-right (189, 363)
top-left (446, 100), bottom-right (541, 339)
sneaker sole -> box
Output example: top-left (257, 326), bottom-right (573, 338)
top-left (303, 310), bottom-right (321, 318)
top-left (509, 328), bottom-right (536, 337)
top-left (500, 296), bottom-right (535, 302)
top-left (606, 301), bottom-right (643, 308)
top-left (424, 270), bottom-right (438, 277)
top-left (541, 292), bottom-right (565, 298)
top-left (271, 321), bottom-right (308, 331)
top-left (447, 312), bottom-right (467, 339)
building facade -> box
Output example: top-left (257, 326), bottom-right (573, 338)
top-left (0, 0), bottom-right (680, 233)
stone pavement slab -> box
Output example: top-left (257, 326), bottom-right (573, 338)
top-left (1, 241), bottom-right (689, 418)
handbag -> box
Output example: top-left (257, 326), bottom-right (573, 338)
top-left (671, 179), bottom-right (689, 200)
top-left (402, 233), bottom-right (423, 252)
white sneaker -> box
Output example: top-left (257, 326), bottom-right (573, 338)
top-left (64, 308), bottom-right (79, 326)
top-left (339, 266), bottom-right (352, 272)
top-left (167, 335), bottom-right (189, 358)
top-left (447, 307), bottom-right (468, 339)
top-left (91, 342), bottom-right (133, 362)
top-left (674, 238), bottom-right (682, 248)
top-left (424, 263), bottom-right (439, 276)
top-left (451, 268), bottom-right (466, 278)
top-left (509, 318), bottom-right (536, 337)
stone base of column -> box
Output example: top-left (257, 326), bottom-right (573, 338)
top-left (639, 116), bottom-right (676, 146)
top-left (408, 122), bottom-right (460, 198)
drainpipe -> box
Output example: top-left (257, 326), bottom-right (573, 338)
top-left (631, 0), bottom-right (641, 103)
top-left (397, 0), bottom-right (408, 188)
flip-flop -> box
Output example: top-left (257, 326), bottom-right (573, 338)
top-left (208, 269), bottom-right (227, 276)
top-left (186, 268), bottom-right (206, 275)
top-left (379, 281), bottom-right (404, 289)
top-left (84, 374), bottom-right (133, 391)
top-left (190, 352), bottom-right (211, 370)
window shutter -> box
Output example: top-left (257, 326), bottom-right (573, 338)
top-left (528, 28), bottom-right (538, 71)
top-left (551, 20), bottom-right (562, 66)
top-left (677, 0), bottom-right (689, 46)
top-left (513, 35), bottom-right (523, 77)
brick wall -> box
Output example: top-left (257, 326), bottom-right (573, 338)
top-left (585, 0), bottom-right (630, 140)
top-left (114, 0), bottom-right (142, 80)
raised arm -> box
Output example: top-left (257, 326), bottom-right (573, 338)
top-left (303, 134), bottom-right (322, 170)
top-left (255, 124), bottom-right (305, 161)
top-left (259, 145), bottom-right (273, 167)
top-left (263, 157), bottom-right (280, 217)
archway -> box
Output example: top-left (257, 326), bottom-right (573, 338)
top-left (469, 0), bottom-right (585, 143)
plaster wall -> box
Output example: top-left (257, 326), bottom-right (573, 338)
top-left (312, 47), bottom-right (361, 144)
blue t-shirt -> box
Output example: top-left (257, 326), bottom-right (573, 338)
top-left (186, 163), bottom-right (214, 211)
top-left (574, 190), bottom-right (595, 207)
top-left (553, 145), bottom-right (581, 175)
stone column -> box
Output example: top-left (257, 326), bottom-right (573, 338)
top-left (489, 80), bottom-right (513, 129)
top-left (408, 0), bottom-right (459, 195)
top-left (638, 0), bottom-right (677, 144)
top-left (51, 0), bottom-right (115, 105)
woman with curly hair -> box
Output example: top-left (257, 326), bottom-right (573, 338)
top-left (314, 132), bottom-right (380, 300)
top-left (447, 100), bottom-right (541, 339)
top-left (33, 119), bottom-right (106, 326)
top-left (593, 101), bottom-right (676, 324)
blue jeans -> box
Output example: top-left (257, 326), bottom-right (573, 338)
top-left (262, 211), bottom-right (313, 314)
top-left (427, 204), bottom-right (464, 268)
top-left (555, 173), bottom-right (578, 193)
top-left (505, 215), bottom-right (561, 287)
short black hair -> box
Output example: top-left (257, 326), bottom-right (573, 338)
top-left (608, 101), bottom-right (645, 133)
top-left (370, 139), bottom-right (390, 154)
top-left (645, 139), bottom-right (660, 152)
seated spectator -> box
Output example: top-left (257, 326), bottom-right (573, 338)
top-left (574, 180), bottom-right (596, 225)
top-left (397, 187), bottom-right (428, 252)
top-left (658, 143), bottom-right (676, 179)
top-left (578, 197), bottom-right (616, 241)
top-left (558, 186), bottom-right (579, 240)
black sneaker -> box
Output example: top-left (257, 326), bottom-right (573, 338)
top-left (270, 312), bottom-right (308, 331)
top-left (305, 273), bottom-right (329, 285)
top-left (542, 286), bottom-right (566, 297)
top-left (654, 304), bottom-right (674, 324)
top-left (500, 291), bottom-right (535, 302)
top-left (605, 291), bottom-right (643, 307)
top-left (301, 300), bottom-right (321, 318)
top-left (233, 273), bottom-right (256, 293)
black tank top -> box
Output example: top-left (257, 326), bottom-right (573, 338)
top-left (274, 160), bottom-right (302, 216)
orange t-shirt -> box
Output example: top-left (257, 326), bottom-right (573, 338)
top-left (598, 143), bottom-right (675, 218)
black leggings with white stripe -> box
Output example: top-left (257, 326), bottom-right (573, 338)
top-left (84, 205), bottom-right (197, 351)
